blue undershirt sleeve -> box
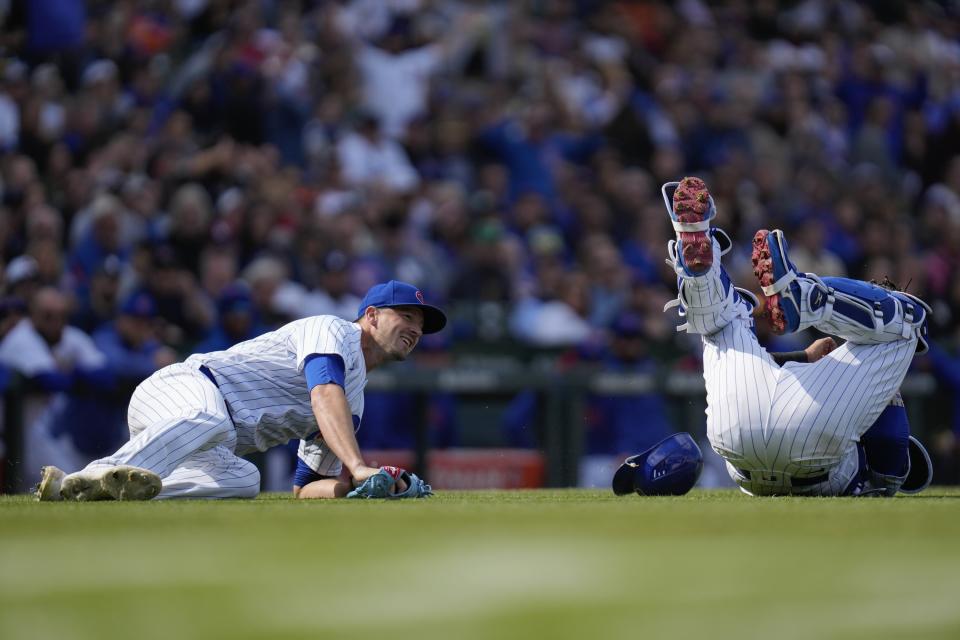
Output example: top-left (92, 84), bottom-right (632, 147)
top-left (303, 353), bottom-right (346, 391)
top-left (294, 457), bottom-right (326, 487)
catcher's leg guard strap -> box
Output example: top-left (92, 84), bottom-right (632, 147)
top-left (809, 277), bottom-right (929, 350)
top-left (663, 259), bottom-right (754, 335)
top-left (664, 229), bottom-right (732, 279)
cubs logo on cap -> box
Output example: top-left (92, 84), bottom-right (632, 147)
top-left (357, 280), bottom-right (447, 334)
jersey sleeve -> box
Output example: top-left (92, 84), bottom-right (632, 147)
top-left (303, 353), bottom-right (346, 390)
top-left (293, 316), bottom-right (354, 374)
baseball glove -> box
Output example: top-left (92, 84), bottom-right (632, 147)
top-left (346, 466), bottom-right (434, 499)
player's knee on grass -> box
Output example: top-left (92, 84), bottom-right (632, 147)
top-left (235, 482), bottom-right (260, 499)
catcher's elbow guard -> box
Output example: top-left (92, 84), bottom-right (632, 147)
top-left (612, 432), bottom-right (703, 496)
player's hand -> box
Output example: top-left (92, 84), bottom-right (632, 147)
top-left (349, 465), bottom-right (383, 485)
top-left (349, 465), bottom-right (410, 494)
top-left (346, 466), bottom-right (420, 498)
top-left (805, 337), bottom-right (838, 363)
top-left (349, 465), bottom-right (405, 491)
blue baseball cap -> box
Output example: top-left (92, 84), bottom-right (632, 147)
top-left (357, 280), bottom-right (447, 334)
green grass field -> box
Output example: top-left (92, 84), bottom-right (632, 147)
top-left (2, 489), bottom-right (960, 640)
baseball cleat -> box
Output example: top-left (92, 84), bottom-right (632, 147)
top-left (35, 466), bottom-right (66, 501)
top-left (60, 465), bottom-right (162, 501)
top-left (751, 229), bottom-right (802, 334)
top-left (662, 177), bottom-right (716, 276)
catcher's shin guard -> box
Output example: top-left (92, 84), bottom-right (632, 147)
top-left (663, 241), bottom-right (758, 335)
top-left (752, 229), bottom-right (930, 352)
top-left (862, 397), bottom-right (910, 497)
top-left (869, 436), bottom-right (933, 496)
top-left (900, 436), bottom-right (933, 494)
top-left (662, 177), bottom-right (717, 276)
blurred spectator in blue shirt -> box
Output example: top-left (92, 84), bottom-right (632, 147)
top-left (195, 283), bottom-right (267, 353)
top-left (144, 244), bottom-right (215, 348)
top-left (87, 290), bottom-right (177, 456)
top-left (68, 193), bottom-right (131, 296)
top-left (93, 290), bottom-right (177, 383)
top-left (71, 254), bottom-right (122, 333)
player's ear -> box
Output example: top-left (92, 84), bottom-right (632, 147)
top-left (364, 305), bottom-right (378, 326)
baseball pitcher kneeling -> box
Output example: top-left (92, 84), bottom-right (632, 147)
top-left (36, 280), bottom-right (443, 501)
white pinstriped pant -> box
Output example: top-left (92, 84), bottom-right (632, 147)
top-left (702, 317), bottom-right (916, 495)
top-left (84, 363), bottom-right (261, 499)
top-left (680, 263), bottom-right (917, 495)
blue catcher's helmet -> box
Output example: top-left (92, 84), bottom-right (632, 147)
top-left (612, 432), bottom-right (703, 496)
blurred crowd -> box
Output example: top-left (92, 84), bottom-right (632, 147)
top-left (2, 0), bottom-right (960, 486)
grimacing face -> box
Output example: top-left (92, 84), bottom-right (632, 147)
top-left (375, 306), bottom-right (424, 360)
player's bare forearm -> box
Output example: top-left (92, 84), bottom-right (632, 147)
top-left (309, 384), bottom-right (379, 482)
top-left (295, 477), bottom-right (352, 499)
top-left (805, 337), bottom-right (838, 362)
top-left (771, 337), bottom-right (839, 366)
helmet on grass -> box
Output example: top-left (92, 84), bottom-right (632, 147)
top-left (612, 432), bottom-right (703, 496)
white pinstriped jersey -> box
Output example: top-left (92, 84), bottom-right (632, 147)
top-left (186, 315), bottom-right (366, 475)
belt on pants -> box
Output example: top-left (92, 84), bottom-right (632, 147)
top-left (735, 468), bottom-right (829, 487)
top-left (199, 364), bottom-right (235, 423)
